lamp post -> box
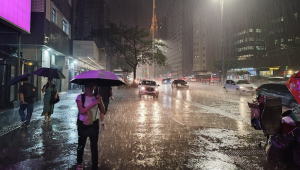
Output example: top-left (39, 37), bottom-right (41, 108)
top-left (219, 0), bottom-right (225, 83)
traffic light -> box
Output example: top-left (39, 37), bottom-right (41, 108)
top-left (167, 71), bottom-right (169, 74)
top-left (145, 69), bottom-right (147, 72)
top-left (286, 66), bottom-right (288, 70)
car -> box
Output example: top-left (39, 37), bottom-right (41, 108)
top-left (162, 78), bottom-right (172, 84)
top-left (256, 83), bottom-right (299, 108)
top-left (138, 80), bottom-right (159, 98)
top-left (223, 79), bottom-right (256, 94)
top-left (188, 77), bottom-right (197, 82)
top-left (267, 77), bottom-right (288, 83)
top-left (171, 80), bottom-right (189, 89)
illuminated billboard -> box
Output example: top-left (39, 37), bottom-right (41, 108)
top-left (0, 0), bottom-right (31, 33)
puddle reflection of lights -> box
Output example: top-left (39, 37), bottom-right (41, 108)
top-left (239, 97), bottom-right (247, 119)
top-left (177, 90), bottom-right (182, 99)
top-left (175, 99), bottom-right (180, 109)
top-left (186, 90), bottom-right (191, 102)
top-left (138, 102), bottom-right (146, 123)
top-left (237, 121), bottom-right (247, 135)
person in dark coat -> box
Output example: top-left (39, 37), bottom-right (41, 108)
top-left (18, 77), bottom-right (36, 127)
top-left (94, 86), bottom-right (113, 126)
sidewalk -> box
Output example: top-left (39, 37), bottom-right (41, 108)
top-left (0, 91), bottom-right (69, 137)
top-left (0, 90), bottom-right (82, 169)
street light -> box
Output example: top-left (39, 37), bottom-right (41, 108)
top-left (219, 0), bottom-right (224, 83)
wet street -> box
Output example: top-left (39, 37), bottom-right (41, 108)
top-left (0, 82), bottom-right (298, 170)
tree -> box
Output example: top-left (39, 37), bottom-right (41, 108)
top-left (114, 57), bottom-right (133, 73)
top-left (213, 59), bottom-right (239, 77)
top-left (98, 22), bottom-right (167, 83)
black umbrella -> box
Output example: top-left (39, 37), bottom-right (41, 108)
top-left (33, 67), bottom-right (65, 79)
top-left (6, 73), bottom-right (31, 87)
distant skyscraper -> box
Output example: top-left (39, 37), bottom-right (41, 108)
top-left (75, 0), bottom-right (109, 41)
top-left (149, 0), bottom-right (158, 38)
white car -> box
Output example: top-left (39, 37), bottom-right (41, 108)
top-left (138, 80), bottom-right (159, 98)
top-left (223, 79), bottom-right (256, 94)
top-left (188, 77), bottom-right (197, 82)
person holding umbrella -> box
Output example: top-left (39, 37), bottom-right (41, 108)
top-left (70, 70), bottom-right (125, 170)
top-left (42, 78), bottom-right (58, 123)
top-left (76, 82), bottom-right (105, 170)
top-left (18, 77), bottom-right (37, 127)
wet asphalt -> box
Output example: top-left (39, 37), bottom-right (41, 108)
top-left (0, 82), bottom-right (299, 170)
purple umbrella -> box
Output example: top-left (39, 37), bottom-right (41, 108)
top-left (6, 73), bottom-right (32, 87)
top-left (69, 70), bottom-right (126, 86)
top-left (33, 67), bottom-right (65, 79)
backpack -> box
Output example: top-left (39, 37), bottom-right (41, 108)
top-left (23, 84), bottom-right (37, 98)
top-left (76, 94), bottom-right (86, 125)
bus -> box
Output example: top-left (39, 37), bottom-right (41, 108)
top-left (196, 73), bottom-right (219, 83)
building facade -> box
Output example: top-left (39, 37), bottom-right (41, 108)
top-left (166, 0), bottom-right (195, 77)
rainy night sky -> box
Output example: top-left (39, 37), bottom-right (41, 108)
top-left (107, 0), bottom-right (175, 29)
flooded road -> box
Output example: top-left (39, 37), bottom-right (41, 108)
top-left (0, 83), bottom-right (298, 169)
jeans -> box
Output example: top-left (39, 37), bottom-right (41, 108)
top-left (103, 102), bottom-right (109, 112)
top-left (77, 121), bottom-right (99, 170)
top-left (19, 102), bottom-right (34, 126)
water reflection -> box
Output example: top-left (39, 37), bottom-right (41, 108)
top-left (138, 101), bottom-right (146, 123)
top-left (186, 90), bottom-right (191, 102)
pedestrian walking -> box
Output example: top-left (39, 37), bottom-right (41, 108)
top-left (18, 77), bottom-right (37, 127)
top-left (76, 82), bottom-right (105, 170)
top-left (41, 78), bottom-right (58, 123)
top-left (95, 86), bottom-right (114, 126)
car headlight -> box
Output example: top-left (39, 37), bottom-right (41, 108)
top-left (240, 86), bottom-right (244, 89)
top-left (141, 87), bottom-right (145, 90)
top-left (155, 88), bottom-right (158, 91)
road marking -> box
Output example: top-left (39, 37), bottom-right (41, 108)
top-left (163, 93), bottom-right (251, 125)
top-left (169, 115), bottom-right (185, 126)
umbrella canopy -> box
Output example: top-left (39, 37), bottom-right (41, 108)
top-left (33, 67), bottom-right (65, 79)
top-left (70, 70), bottom-right (126, 86)
top-left (286, 71), bottom-right (300, 104)
top-left (6, 73), bottom-right (31, 87)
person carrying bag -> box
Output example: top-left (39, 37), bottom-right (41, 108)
top-left (76, 82), bottom-right (105, 170)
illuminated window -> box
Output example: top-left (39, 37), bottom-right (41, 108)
top-left (52, 8), bottom-right (57, 23)
top-left (256, 29), bottom-right (262, 33)
top-left (63, 19), bottom-right (69, 35)
top-left (249, 28), bottom-right (253, 32)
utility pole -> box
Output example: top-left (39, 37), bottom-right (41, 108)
top-left (220, 0), bottom-right (224, 83)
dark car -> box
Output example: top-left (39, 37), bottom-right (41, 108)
top-left (162, 78), bottom-right (172, 84)
top-left (256, 83), bottom-right (299, 107)
top-left (171, 80), bottom-right (189, 89)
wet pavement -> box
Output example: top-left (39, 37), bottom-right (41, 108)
top-left (0, 83), bottom-right (299, 169)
